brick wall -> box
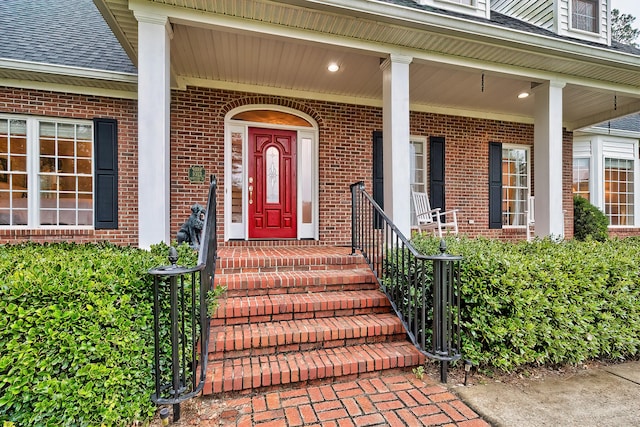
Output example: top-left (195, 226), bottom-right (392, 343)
top-left (171, 87), bottom-right (575, 246)
top-left (0, 87), bottom-right (138, 245)
top-left (0, 85), bottom-right (579, 246)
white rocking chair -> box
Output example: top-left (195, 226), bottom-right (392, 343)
top-left (411, 190), bottom-right (459, 238)
top-left (526, 195), bottom-right (535, 242)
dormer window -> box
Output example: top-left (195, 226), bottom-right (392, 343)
top-left (572, 0), bottom-right (598, 33)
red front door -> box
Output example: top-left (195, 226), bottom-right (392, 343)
top-left (248, 127), bottom-right (297, 239)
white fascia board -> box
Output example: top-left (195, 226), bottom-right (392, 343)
top-left (568, 100), bottom-right (640, 131)
top-left (0, 78), bottom-right (137, 99)
top-left (576, 127), bottom-right (640, 139)
top-left (295, 0), bottom-right (640, 68)
top-left (0, 59), bottom-right (138, 84)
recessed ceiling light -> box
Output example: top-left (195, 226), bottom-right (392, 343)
top-left (327, 63), bottom-right (340, 72)
top-left (518, 91), bottom-right (530, 99)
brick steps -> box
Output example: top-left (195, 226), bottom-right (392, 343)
top-left (204, 341), bottom-right (425, 394)
top-left (215, 268), bottom-right (378, 297)
top-left (208, 313), bottom-right (407, 359)
top-left (204, 246), bottom-right (424, 396)
top-left (211, 290), bottom-right (391, 325)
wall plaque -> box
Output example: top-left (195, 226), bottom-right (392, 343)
top-left (188, 165), bottom-right (206, 183)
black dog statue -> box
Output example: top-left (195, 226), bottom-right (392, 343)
top-left (176, 204), bottom-right (206, 250)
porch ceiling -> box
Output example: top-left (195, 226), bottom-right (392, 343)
top-left (95, 0), bottom-right (640, 129)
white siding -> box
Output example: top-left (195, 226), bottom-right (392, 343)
top-left (415, 0), bottom-right (490, 19)
top-left (491, 0), bottom-right (555, 30)
top-left (574, 139), bottom-right (592, 157)
top-left (602, 139), bottom-right (636, 159)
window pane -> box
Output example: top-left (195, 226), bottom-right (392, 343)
top-left (77, 125), bottom-right (92, 141)
top-left (78, 176), bottom-right (92, 192)
top-left (231, 132), bottom-right (243, 224)
top-left (266, 146), bottom-right (280, 203)
top-left (58, 158), bottom-right (75, 174)
top-left (605, 158), bottom-right (634, 226)
top-left (77, 141), bottom-right (92, 157)
top-left (40, 122), bottom-right (56, 138)
top-left (40, 139), bottom-right (56, 156)
top-left (502, 147), bottom-right (529, 226)
top-left (572, 0), bottom-right (597, 32)
top-left (300, 137), bottom-right (313, 224)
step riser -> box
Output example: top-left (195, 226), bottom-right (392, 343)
top-left (217, 263), bottom-right (367, 274)
top-left (204, 344), bottom-right (426, 395)
top-left (224, 283), bottom-right (379, 297)
top-left (208, 334), bottom-right (409, 360)
top-left (211, 306), bottom-right (392, 326)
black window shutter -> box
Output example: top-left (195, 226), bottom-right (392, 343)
top-left (93, 118), bottom-right (118, 229)
top-left (372, 131), bottom-right (384, 229)
top-left (429, 137), bottom-right (446, 214)
top-left (372, 131), bottom-right (384, 210)
top-left (489, 142), bottom-right (503, 229)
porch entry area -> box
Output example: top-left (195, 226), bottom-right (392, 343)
top-left (225, 107), bottom-right (318, 241)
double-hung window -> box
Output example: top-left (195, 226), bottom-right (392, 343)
top-left (573, 158), bottom-right (591, 200)
top-left (502, 146), bottom-right (530, 227)
top-left (572, 0), bottom-right (598, 33)
top-left (604, 158), bottom-right (634, 226)
top-left (0, 115), bottom-right (94, 228)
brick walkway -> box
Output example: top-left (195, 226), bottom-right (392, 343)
top-left (216, 371), bottom-right (489, 426)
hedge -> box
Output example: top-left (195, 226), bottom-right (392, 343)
top-left (409, 235), bottom-right (640, 371)
top-left (0, 242), bottom-right (198, 427)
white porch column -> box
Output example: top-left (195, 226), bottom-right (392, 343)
top-left (533, 80), bottom-right (566, 239)
top-left (134, 12), bottom-right (172, 248)
top-left (381, 55), bottom-right (412, 238)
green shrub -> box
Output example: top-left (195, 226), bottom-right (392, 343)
top-left (406, 235), bottom-right (640, 372)
top-left (574, 194), bottom-right (609, 241)
top-left (0, 242), bottom-right (201, 426)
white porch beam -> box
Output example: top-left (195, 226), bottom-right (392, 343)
top-left (533, 80), bottom-right (566, 239)
top-left (381, 55), bottom-right (412, 238)
top-left (134, 11), bottom-right (172, 248)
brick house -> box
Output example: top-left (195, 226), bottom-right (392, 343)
top-left (1, 0), bottom-right (639, 247)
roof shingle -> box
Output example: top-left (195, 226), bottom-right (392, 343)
top-left (0, 0), bottom-right (136, 74)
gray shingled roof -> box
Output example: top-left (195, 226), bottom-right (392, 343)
top-left (379, 0), bottom-right (640, 56)
top-left (0, 0), bottom-right (136, 74)
top-left (594, 114), bottom-right (640, 133)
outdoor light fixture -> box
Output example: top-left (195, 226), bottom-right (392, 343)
top-left (327, 63), bottom-right (340, 72)
top-left (518, 91), bottom-right (530, 99)
top-left (159, 408), bottom-right (170, 426)
top-left (464, 359), bottom-right (473, 386)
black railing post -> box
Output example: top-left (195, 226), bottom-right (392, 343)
top-left (429, 239), bottom-right (462, 382)
top-left (350, 181), bottom-right (364, 255)
top-left (149, 176), bottom-right (218, 422)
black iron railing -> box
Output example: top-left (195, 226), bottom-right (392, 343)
top-left (350, 181), bottom-right (461, 382)
top-left (148, 176), bottom-right (218, 421)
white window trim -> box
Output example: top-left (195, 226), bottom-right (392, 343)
top-left (0, 114), bottom-right (94, 230)
top-left (502, 144), bottom-right (531, 229)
